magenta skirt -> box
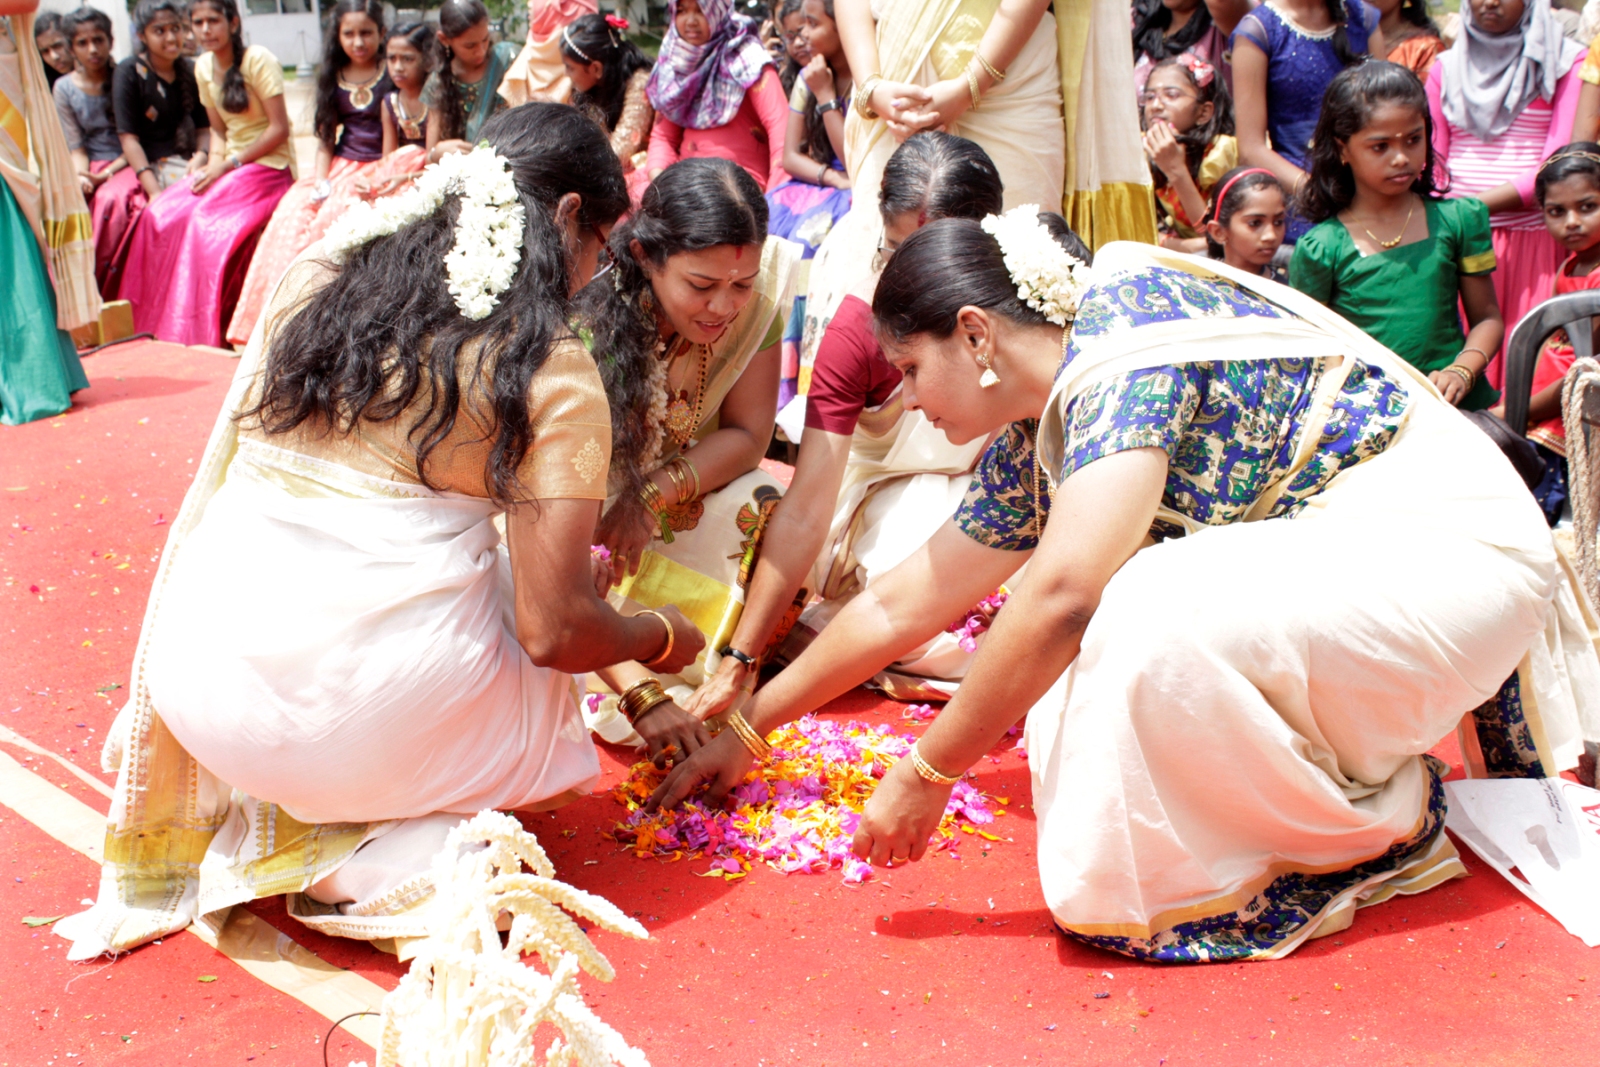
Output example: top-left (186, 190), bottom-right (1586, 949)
top-left (121, 162), bottom-right (293, 347)
top-left (1485, 225), bottom-right (1564, 390)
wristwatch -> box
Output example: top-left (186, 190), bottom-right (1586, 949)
top-left (719, 646), bottom-right (758, 670)
top-left (815, 97), bottom-right (841, 116)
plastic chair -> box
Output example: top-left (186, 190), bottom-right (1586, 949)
top-left (1500, 289), bottom-right (1600, 436)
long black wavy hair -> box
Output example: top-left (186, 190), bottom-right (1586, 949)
top-left (433, 0), bottom-right (490, 142)
top-left (1300, 60), bottom-right (1440, 225)
top-left (243, 103), bottom-right (631, 508)
top-left (874, 214), bottom-right (1093, 344)
top-left (313, 0), bottom-right (386, 149)
top-left (575, 158), bottom-right (767, 498)
top-left (192, 0), bottom-right (250, 113)
top-left (1142, 56), bottom-right (1235, 194)
top-left (560, 13), bottom-right (651, 133)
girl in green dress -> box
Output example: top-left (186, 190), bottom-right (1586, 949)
top-left (1291, 61), bottom-right (1504, 411)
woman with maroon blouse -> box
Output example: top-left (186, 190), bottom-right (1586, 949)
top-left (681, 132), bottom-right (1075, 718)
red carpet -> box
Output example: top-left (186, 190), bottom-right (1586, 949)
top-left (2, 340), bottom-right (1596, 1066)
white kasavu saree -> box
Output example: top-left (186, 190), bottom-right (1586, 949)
top-left (58, 258), bottom-right (610, 959)
top-left (1020, 243), bottom-right (1600, 961)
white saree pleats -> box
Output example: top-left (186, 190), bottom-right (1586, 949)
top-left (148, 439), bottom-right (600, 825)
top-left (1029, 390), bottom-right (1562, 960)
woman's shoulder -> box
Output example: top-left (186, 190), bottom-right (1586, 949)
top-left (1296, 215), bottom-right (1350, 254)
top-left (1198, 136), bottom-right (1238, 188)
top-left (195, 51), bottom-right (215, 80)
top-left (1429, 194), bottom-right (1490, 236)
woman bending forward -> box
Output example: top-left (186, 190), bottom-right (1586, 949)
top-left (59, 104), bottom-right (705, 959)
top-left (654, 215), bottom-right (1598, 961)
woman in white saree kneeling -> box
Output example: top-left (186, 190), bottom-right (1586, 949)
top-left (59, 103), bottom-right (707, 959)
top-left (652, 211), bottom-right (1599, 961)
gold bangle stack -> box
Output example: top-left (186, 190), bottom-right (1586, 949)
top-left (726, 709), bottom-right (773, 761)
top-left (964, 66), bottom-right (981, 110)
top-left (637, 608), bottom-right (676, 671)
top-left (975, 53), bottom-right (1006, 83)
top-left (662, 456), bottom-right (701, 504)
top-left (854, 74), bottom-right (883, 119)
top-left (639, 478), bottom-right (673, 542)
top-left (909, 742), bottom-right (961, 786)
top-left (1440, 363), bottom-right (1476, 389)
top-left (618, 677), bottom-right (672, 723)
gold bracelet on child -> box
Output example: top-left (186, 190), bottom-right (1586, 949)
top-left (1440, 363), bottom-right (1476, 388)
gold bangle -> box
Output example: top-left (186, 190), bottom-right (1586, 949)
top-left (1441, 363), bottom-right (1476, 387)
top-left (640, 478), bottom-right (665, 510)
top-left (637, 609), bottom-right (676, 671)
top-left (726, 709), bottom-right (773, 760)
top-left (854, 75), bottom-right (882, 120)
top-left (965, 66), bottom-right (981, 111)
top-left (619, 677), bottom-right (671, 723)
top-left (672, 456), bottom-right (701, 500)
top-left (976, 53), bottom-right (1006, 82)
top-left (909, 742), bottom-right (961, 786)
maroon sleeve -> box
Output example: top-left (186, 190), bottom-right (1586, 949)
top-left (804, 296), bottom-right (902, 435)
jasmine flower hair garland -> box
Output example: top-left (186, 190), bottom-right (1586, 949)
top-left (979, 204), bottom-right (1090, 326)
top-left (322, 143), bottom-right (527, 321)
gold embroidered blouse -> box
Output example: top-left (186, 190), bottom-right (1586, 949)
top-left (237, 261), bottom-right (612, 501)
top-left (611, 68), bottom-right (653, 171)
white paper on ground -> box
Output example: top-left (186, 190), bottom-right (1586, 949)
top-left (775, 394), bottom-right (806, 446)
top-left (1444, 777), bottom-right (1600, 947)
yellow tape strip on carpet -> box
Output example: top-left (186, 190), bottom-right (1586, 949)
top-left (0, 746), bottom-right (387, 1048)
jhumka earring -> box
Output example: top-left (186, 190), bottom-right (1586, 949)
top-left (977, 350), bottom-right (1000, 388)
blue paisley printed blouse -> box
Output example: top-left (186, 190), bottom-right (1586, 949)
top-left (954, 268), bottom-right (1412, 552)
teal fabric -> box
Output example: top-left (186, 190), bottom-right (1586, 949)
top-left (0, 181), bottom-right (88, 425)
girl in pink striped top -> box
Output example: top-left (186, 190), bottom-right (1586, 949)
top-left (1426, 0), bottom-right (1586, 388)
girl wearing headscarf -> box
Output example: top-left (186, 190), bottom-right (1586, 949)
top-left (644, 0), bottom-right (790, 192)
top-left (1427, 0), bottom-right (1586, 388)
top-left (498, 0), bottom-right (597, 107)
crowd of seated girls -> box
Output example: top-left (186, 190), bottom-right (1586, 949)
top-left (34, 0), bottom-right (1600, 510)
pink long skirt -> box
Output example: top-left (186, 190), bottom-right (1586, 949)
top-left (225, 155), bottom-right (379, 345)
top-left (90, 165), bottom-right (152, 298)
top-left (121, 162), bottom-right (293, 347)
top-left (1486, 225), bottom-right (1564, 390)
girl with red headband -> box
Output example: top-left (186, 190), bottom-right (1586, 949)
top-left (1202, 166), bottom-right (1289, 279)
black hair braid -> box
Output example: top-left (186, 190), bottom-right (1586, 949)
top-left (242, 103), bottom-right (630, 508)
top-left (1324, 0), bottom-right (1362, 68)
top-left (574, 158), bottom-right (768, 500)
top-left (433, 0), bottom-right (489, 142)
top-left (314, 0), bottom-right (386, 149)
top-left (190, 0), bottom-right (251, 113)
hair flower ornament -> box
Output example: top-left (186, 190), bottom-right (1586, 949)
top-left (980, 204), bottom-right (1089, 327)
top-left (322, 143), bottom-right (526, 321)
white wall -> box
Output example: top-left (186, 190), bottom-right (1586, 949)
top-left (240, 11), bottom-right (321, 69)
top-left (37, 0), bottom-right (132, 63)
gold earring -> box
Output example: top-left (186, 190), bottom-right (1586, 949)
top-left (977, 350), bottom-right (1000, 388)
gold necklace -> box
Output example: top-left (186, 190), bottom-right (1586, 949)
top-left (662, 340), bottom-right (710, 448)
top-left (339, 71), bottom-right (380, 110)
top-left (1362, 197), bottom-right (1415, 250)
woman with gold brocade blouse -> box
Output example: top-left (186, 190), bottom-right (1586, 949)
top-left (57, 105), bottom-right (708, 961)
